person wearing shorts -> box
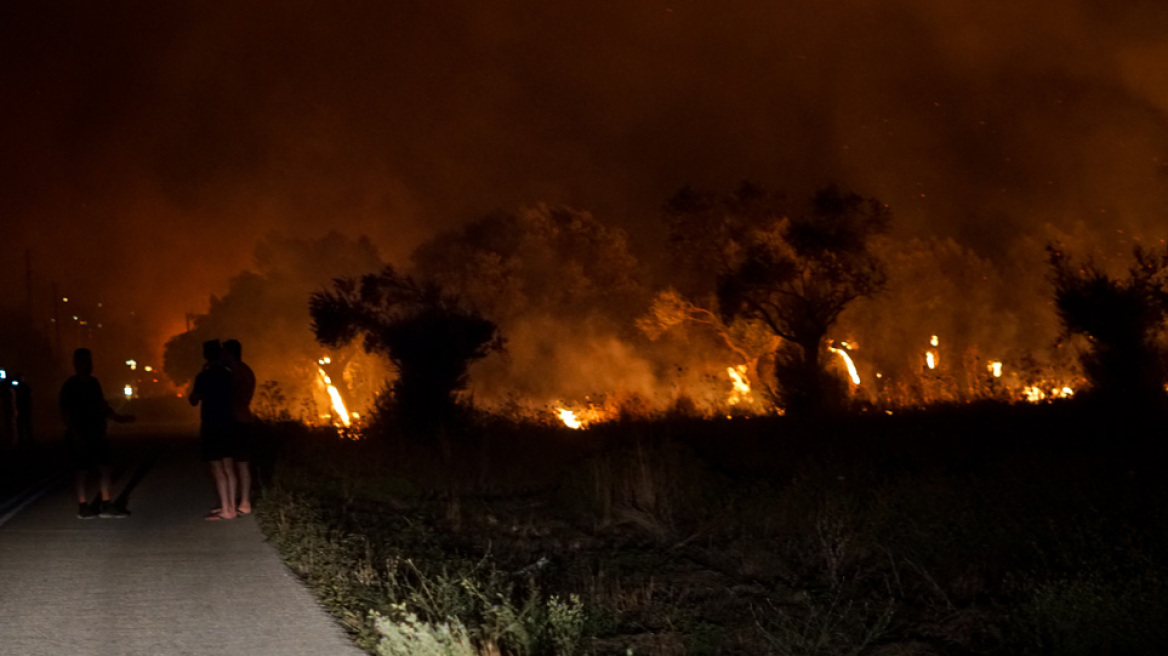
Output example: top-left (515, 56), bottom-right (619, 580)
top-left (60, 348), bottom-right (134, 519)
top-left (222, 339), bottom-right (255, 515)
top-left (189, 340), bottom-right (236, 520)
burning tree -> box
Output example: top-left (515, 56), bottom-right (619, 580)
top-left (411, 204), bottom-right (653, 409)
top-left (1048, 244), bottom-right (1168, 404)
top-left (667, 183), bottom-right (889, 415)
top-left (163, 232), bottom-right (386, 421)
top-left (309, 266), bottom-right (502, 437)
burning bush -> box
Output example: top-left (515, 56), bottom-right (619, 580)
top-left (665, 183), bottom-right (889, 415)
top-left (310, 266), bottom-right (503, 438)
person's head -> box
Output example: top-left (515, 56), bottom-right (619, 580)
top-left (223, 339), bottom-right (242, 362)
top-left (202, 340), bottom-right (222, 363)
top-left (73, 348), bottom-right (93, 376)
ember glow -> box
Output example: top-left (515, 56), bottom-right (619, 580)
top-left (988, 361), bottom-right (1003, 378)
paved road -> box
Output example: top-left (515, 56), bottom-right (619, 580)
top-left (0, 431), bottom-right (365, 656)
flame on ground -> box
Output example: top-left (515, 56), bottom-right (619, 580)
top-left (829, 345), bottom-right (861, 385)
top-left (1023, 386), bottom-right (1075, 403)
top-left (727, 365), bottom-right (752, 405)
top-left (558, 408), bottom-right (582, 429)
top-left (988, 361), bottom-right (1002, 378)
top-left (317, 366), bottom-right (352, 428)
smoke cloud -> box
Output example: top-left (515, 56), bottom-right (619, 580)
top-left (2, 0), bottom-right (1167, 390)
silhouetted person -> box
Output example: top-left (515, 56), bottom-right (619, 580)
top-left (0, 376), bottom-right (14, 449)
top-left (12, 373), bottom-right (32, 450)
top-left (222, 339), bottom-right (255, 515)
top-left (189, 339), bottom-right (237, 520)
top-left (60, 348), bottom-right (134, 519)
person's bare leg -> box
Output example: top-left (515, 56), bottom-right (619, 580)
top-left (222, 457), bottom-right (237, 518)
top-left (208, 461), bottom-right (237, 519)
top-left (235, 460), bottom-right (251, 514)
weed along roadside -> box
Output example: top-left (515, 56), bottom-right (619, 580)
top-left (255, 403), bottom-right (1168, 656)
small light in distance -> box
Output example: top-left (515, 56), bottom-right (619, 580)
top-left (143, 365), bottom-right (153, 372)
top-left (123, 385), bottom-right (133, 399)
top-left (0, 370), bottom-right (6, 380)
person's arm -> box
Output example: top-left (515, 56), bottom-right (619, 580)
top-left (94, 380), bottom-right (134, 423)
top-left (188, 374), bottom-right (202, 406)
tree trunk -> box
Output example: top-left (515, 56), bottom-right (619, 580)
top-left (799, 333), bottom-right (825, 415)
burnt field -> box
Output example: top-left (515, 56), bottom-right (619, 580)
top-left (255, 398), bottom-right (1168, 656)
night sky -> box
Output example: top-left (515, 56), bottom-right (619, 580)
top-left (4, 0), bottom-right (1168, 363)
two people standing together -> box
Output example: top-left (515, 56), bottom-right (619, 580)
top-left (189, 339), bottom-right (255, 521)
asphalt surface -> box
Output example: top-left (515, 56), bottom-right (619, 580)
top-left (0, 430), bottom-right (365, 656)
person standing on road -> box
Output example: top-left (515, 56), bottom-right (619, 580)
top-left (60, 348), bottom-right (135, 519)
top-left (12, 373), bottom-right (33, 450)
top-left (1, 374), bottom-right (14, 448)
top-left (189, 340), bottom-right (237, 520)
top-left (222, 339), bottom-right (256, 515)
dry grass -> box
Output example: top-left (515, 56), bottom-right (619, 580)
top-left (258, 400), bottom-right (1168, 655)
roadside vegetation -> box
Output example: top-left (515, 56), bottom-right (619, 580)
top-left (255, 399), bottom-right (1168, 655)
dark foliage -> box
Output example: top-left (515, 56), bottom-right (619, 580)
top-left (310, 266), bottom-right (503, 436)
top-left (1048, 244), bottom-right (1168, 404)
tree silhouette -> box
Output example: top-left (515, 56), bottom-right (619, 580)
top-left (1048, 244), bottom-right (1168, 404)
top-left (668, 183), bottom-right (889, 415)
top-left (310, 266), bottom-right (502, 436)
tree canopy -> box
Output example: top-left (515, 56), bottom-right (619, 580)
top-left (666, 183), bottom-right (890, 414)
top-left (1049, 244), bottom-right (1168, 404)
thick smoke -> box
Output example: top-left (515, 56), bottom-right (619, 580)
top-left (2, 0), bottom-right (1167, 398)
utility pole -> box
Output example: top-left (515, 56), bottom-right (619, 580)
top-left (51, 282), bottom-right (62, 366)
top-left (24, 250), bottom-right (33, 323)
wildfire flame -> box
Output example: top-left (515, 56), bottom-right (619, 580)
top-left (727, 365), bottom-right (752, 405)
top-left (988, 361), bottom-right (1002, 378)
top-left (1022, 386), bottom-right (1075, 403)
top-left (925, 335), bottom-right (939, 370)
top-left (829, 345), bottom-right (861, 385)
top-left (557, 408), bottom-right (582, 429)
top-left (317, 365), bottom-right (352, 428)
